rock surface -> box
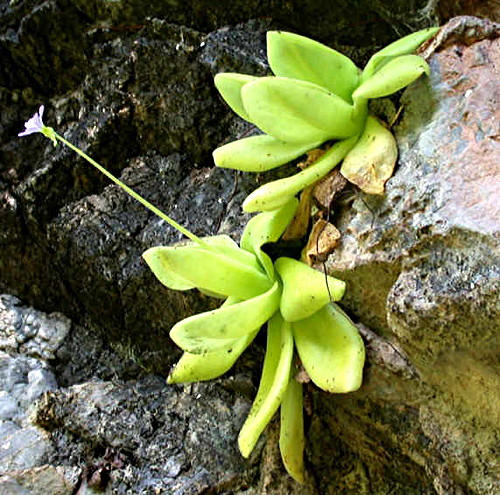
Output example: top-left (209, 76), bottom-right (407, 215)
top-left (323, 15), bottom-right (499, 495)
top-left (0, 2), bottom-right (498, 494)
top-left (0, 295), bottom-right (77, 494)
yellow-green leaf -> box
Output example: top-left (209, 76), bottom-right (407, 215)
top-left (267, 31), bottom-right (359, 103)
top-left (353, 55), bottom-right (430, 100)
top-left (275, 257), bottom-right (345, 322)
top-left (213, 134), bottom-right (321, 172)
top-left (167, 330), bottom-right (258, 383)
top-left (214, 73), bottom-right (258, 122)
top-left (280, 375), bottom-right (305, 483)
top-left (170, 282), bottom-right (281, 353)
top-left (142, 241), bottom-right (271, 300)
top-left (292, 304), bottom-right (365, 393)
top-left (240, 198), bottom-right (298, 278)
top-left (243, 136), bottom-right (358, 212)
top-left (238, 312), bottom-right (293, 457)
top-left (242, 77), bottom-right (361, 143)
top-left (363, 27), bottom-right (439, 78)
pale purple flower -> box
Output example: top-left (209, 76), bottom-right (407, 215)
top-left (18, 105), bottom-right (58, 145)
top-left (18, 105), bottom-right (46, 137)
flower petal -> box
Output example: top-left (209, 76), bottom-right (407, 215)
top-left (292, 304), bottom-right (365, 393)
top-left (170, 281), bottom-right (281, 353)
top-left (238, 312), bottom-right (293, 457)
top-left (213, 134), bottom-right (321, 172)
top-left (18, 105), bottom-right (45, 136)
top-left (242, 77), bottom-right (361, 143)
top-left (275, 257), bottom-right (345, 322)
top-left (267, 31), bottom-right (359, 103)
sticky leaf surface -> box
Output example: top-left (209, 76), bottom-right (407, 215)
top-left (242, 77), bottom-right (360, 143)
top-left (292, 304), bottom-right (365, 393)
top-left (267, 31), bottom-right (359, 102)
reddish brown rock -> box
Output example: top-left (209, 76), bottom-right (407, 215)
top-left (320, 17), bottom-right (499, 495)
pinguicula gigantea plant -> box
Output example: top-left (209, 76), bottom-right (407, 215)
top-left (18, 25), bottom-right (439, 483)
top-left (213, 27), bottom-right (438, 208)
top-left (19, 105), bottom-right (365, 482)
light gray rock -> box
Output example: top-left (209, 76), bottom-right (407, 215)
top-left (0, 392), bottom-right (18, 421)
top-left (0, 426), bottom-right (52, 472)
top-left (0, 295), bottom-right (70, 360)
top-left (0, 297), bottom-right (70, 480)
top-left (0, 466), bottom-right (78, 495)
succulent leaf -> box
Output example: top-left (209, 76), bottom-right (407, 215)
top-left (238, 312), bottom-right (294, 457)
top-left (353, 54), bottom-right (430, 100)
top-left (201, 235), bottom-right (261, 266)
top-left (363, 27), bottom-right (438, 79)
top-left (241, 198), bottom-right (299, 278)
top-left (340, 116), bottom-right (398, 194)
top-left (213, 134), bottom-right (322, 172)
top-left (243, 136), bottom-right (358, 212)
top-left (142, 240), bottom-right (271, 300)
top-left (170, 282), bottom-right (281, 353)
top-left (292, 304), bottom-right (365, 393)
top-left (242, 77), bottom-right (361, 143)
top-left (167, 330), bottom-right (258, 383)
top-left (279, 375), bottom-right (305, 483)
top-left (214, 73), bottom-right (258, 122)
top-left (275, 257), bottom-right (345, 322)
top-left (267, 31), bottom-right (359, 103)
top-left (141, 247), bottom-right (195, 291)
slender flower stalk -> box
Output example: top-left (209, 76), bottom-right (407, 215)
top-left (19, 102), bottom-right (366, 484)
top-left (18, 106), bottom-right (206, 247)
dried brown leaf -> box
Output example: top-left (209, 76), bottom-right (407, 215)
top-left (304, 219), bottom-right (341, 265)
top-left (297, 148), bottom-right (327, 170)
top-left (312, 168), bottom-right (348, 210)
top-left (282, 187), bottom-right (313, 240)
top-left (340, 116), bottom-right (397, 195)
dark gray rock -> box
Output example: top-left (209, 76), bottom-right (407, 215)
top-left (33, 376), bottom-right (259, 494)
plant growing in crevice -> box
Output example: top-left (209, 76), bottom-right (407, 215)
top-left (213, 27), bottom-right (438, 210)
top-left (19, 107), bottom-right (364, 482)
top-left (18, 25), bottom-right (438, 484)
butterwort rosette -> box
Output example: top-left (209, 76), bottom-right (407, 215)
top-left (143, 198), bottom-right (365, 482)
top-left (213, 27), bottom-right (438, 209)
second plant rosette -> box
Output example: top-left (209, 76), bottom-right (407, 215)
top-left (143, 198), bottom-right (365, 481)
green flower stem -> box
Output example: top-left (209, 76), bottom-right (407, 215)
top-left (54, 132), bottom-right (207, 247)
